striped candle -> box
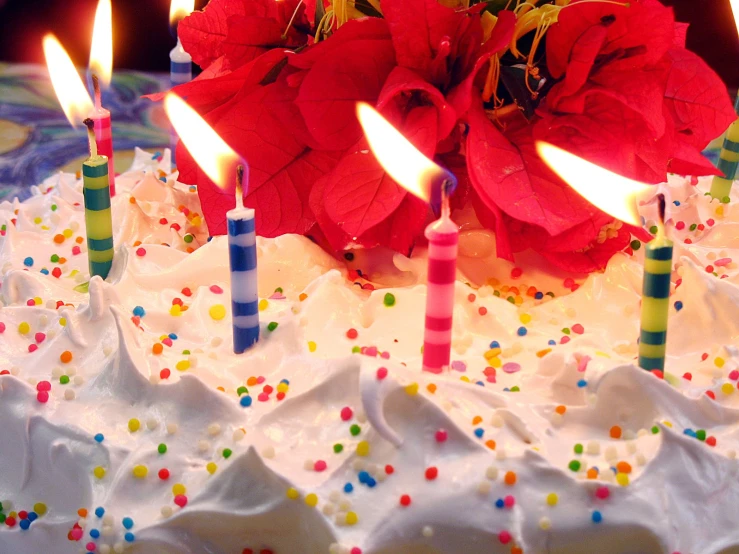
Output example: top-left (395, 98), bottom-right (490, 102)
top-left (422, 198), bottom-right (459, 374)
top-left (228, 168), bottom-right (259, 353)
top-left (710, 93), bottom-right (739, 201)
top-left (83, 119), bottom-right (114, 280)
top-left (90, 75), bottom-right (116, 196)
top-left (169, 39), bottom-right (192, 164)
top-left (638, 196), bottom-right (673, 372)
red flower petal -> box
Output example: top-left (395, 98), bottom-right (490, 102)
top-left (179, 0), bottom-right (251, 69)
top-left (538, 223), bottom-right (632, 274)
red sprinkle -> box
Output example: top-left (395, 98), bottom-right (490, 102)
top-left (706, 265), bottom-right (714, 273)
top-left (504, 495), bottom-right (515, 508)
top-left (498, 530), bottom-right (512, 544)
top-left (37, 391), bottom-right (49, 403)
top-left (376, 367), bottom-right (388, 380)
top-left (560, 336), bottom-right (571, 344)
top-left (136, 247), bottom-right (146, 256)
top-left (276, 392), bottom-right (285, 401)
top-left (18, 511), bottom-right (28, 520)
top-left (72, 245), bottom-right (81, 255)
top-left (5, 516), bottom-right (16, 527)
top-left (172, 297), bottom-right (183, 306)
top-left (706, 436), bottom-right (717, 447)
top-left (159, 218), bottom-right (168, 225)
top-left (28, 344), bottom-right (38, 353)
top-left (52, 267), bottom-right (62, 278)
top-left (729, 370), bottom-right (739, 381)
top-left (701, 353), bottom-right (709, 361)
top-left (160, 368), bottom-right (171, 380)
top-left (595, 486), bottom-right (610, 499)
top-left (571, 323), bottom-right (585, 334)
top-left (425, 466), bottom-right (438, 480)
top-left (340, 407), bottom-right (353, 421)
top-left (36, 380), bottom-right (51, 391)
top-left (467, 293), bottom-right (476, 302)
top-left (399, 494), bottom-right (411, 506)
top-left (706, 390), bottom-right (716, 400)
top-left (258, 392), bottom-right (269, 402)
top-left (26, 299), bottom-right (35, 306)
top-left (682, 372), bottom-right (692, 381)
top-left (385, 464), bottom-right (394, 475)
top-left (158, 468), bottom-right (170, 480)
top-left (478, 307), bottom-right (488, 316)
top-left (707, 218), bottom-right (715, 227)
top-left (314, 460), bottom-right (327, 472)
top-left (35, 332), bottom-right (46, 343)
top-left (511, 267), bottom-right (523, 279)
top-left (346, 328), bottom-right (358, 340)
top-left (350, 548), bottom-right (362, 554)
top-left (174, 494), bottom-right (188, 507)
top-left (675, 221), bottom-right (685, 230)
top-left (0, 322), bottom-right (5, 333)
top-left (210, 285), bottom-right (223, 294)
top-left (181, 287), bottom-right (192, 297)
top-left (435, 429), bottom-right (448, 443)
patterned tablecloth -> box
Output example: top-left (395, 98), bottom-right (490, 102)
top-left (0, 63), bottom-right (170, 201)
top-left (0, 62), bottom-right (727, 203)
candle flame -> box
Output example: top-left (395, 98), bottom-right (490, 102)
top-left (170, 0), bottom-right (195, 26)
top-left (164, 94), bottom-right (241, 189)
top-left (43, 34), bottom-right (94, 127)
top-left (536, 142), bottom-right (651, 227)
top-left (356, 102), bottom-right (446, 202)
top-left (731, 0), bottom-right (739, 36)
top-left (89, 0), bottom-right (113, 87)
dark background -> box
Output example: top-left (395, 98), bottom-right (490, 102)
top-left (0, 0), bottom-right (738, 87)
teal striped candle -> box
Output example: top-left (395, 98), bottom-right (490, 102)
top-left (710, 93), bottom-right (739, 201)
top-left (638, 196), bottom-right (673, 372)
top-left (83, 118), bottom-right (114, 279)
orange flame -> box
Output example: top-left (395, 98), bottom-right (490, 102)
top-left (170, 0), bottom-right (195, 26)
top-left (43, 34), bottom-right (93, 127)
top-left (89, 0), bottom-right (113, 87)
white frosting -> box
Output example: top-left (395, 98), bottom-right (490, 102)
top-left (0, 150), bottom-right (738, 554)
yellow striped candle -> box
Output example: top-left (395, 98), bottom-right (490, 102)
top-left (638, 196), bottom-right (673, 372)
top-left (83, 118), bottom-right (114, 279)
top-left (709, 93), bottom-right (739, 201)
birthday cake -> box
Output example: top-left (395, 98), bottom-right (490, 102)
top-left (0, 146), bottom-right (738, 554)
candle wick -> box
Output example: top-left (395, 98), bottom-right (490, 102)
top-left (92, 73), bottom-right (102, 110)
top-left (83, 118), bottom-right (98, 157)
top-left (656, 192), bottom-right (667, 238)
top-left (235, 165), bottom-right (245, 210)
top-left (440, 178), bottom-right (454, 220)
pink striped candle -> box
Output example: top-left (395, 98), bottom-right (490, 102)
top-left (90, 75), bottom-right (116, 196)
top-left (422, 198), bottom-right (459, 373)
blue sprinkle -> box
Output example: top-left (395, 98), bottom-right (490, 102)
top-left (674, 301), bottom-right (683, 311)
top-left (239, 395), bottom-right (252, 407)
top-left (535, 292), bottom-right (544, 299)
top-left (366, 478), bottom-right (377, 488)
top-left (94, 433), bottom-right (104, 443)
top-left (89, 529), bottom-right (100, 539)
top-left (517, 327), bottom-right (527, 337)
top-left (280, 379), bottom-right (290, 385)
top-left (23, 257), bottom-right (34, 267)
top-left (495, 498), bottom-right (505, 509)
top-left (358, 471), bottom-right (370, 484)
top-left (503, 387), bottom-right (510, 392)
top-left (474, 428), bottom-right (484, 438)
top-left (489, 340), bottom-right (500, 349)
top-left (124, 532), bottom-right (135, 542)
top-left (122, 517), bottom-right (134, 530)
top-left (577, 379), bottom-right (587, 388)
top-left (548, 340), bottom-right (556, 346)
top-left (153, 151), bottom-right (162, 158)
top-left (673, 200), bottom-right (681, 206)
top-left (592, 510), bottom-right (603, 523)
top-left (132, 306), bottom-right (145, 317)
top-left (40, 268), bottom-right (49, 275)
top-left (159, 177), bottom-right (167, 183)
top-left (475, 381), bottom-right (485, 386)
top-left (27, 512), bottom-right (38, 522)
top-left (684, 428), bottom-right (696, 437)
top-left (207, 236), bottom-right (213, 242)
top-left (19, 519), bottom-right (31, 530)
top-left (344, 483), bottom-right (354, 493)
top-left (168, 333), bottom-right (178, 340)
top-left (94, 507), bottom-right (105, 518)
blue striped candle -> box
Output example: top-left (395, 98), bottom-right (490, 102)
top-left (169, 39), bottom-right (192, 163)
top-left (228, 174), bottom-right (259, 353)
top-left (710, 93), bottom-right (739, 201)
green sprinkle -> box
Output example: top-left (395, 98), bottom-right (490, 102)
top-left (350, 424), bottom-right (361, 436)
top-left (223, 448), bottom-right (232, 459)
top-left (275, 287), bottom-right (283, 293)
top-left (696, 429), bottom-right (706, 441)
top-left (351, 346), bottom-right (361, 353)
top-left (507, 296), bottom-right (515, 304)
top-left (649, 225), bottom-right (659, 234)
top-left (722, 196), bottom-right (731, 204)
top-left (0, 501), bottom-right (4, 512)
top-left (183, 234), bottom-right (194, 243)
top-left (493, 290), bottom-right (501, 297)
top-left (50, 254), bottom-right (59, 263)
top-left (510, 386), bottom-right (520, 392)
top-left (574, 443), bottom-right (583, 454)
top-left (267, 322), bottom-right (278, 332)
top-left (73, 281), bottom-right (90, 293)
top-left (689, 223), bottom-right (697, 231)
top-left (333, 443), bottom-right (343, 453)
top-left (568, 460), bottom-right (581, 472)
top-left (182, 349), bottom-right (191, 355)
top-left (0, 514), bottom-right (5, 524)
top-left (383, 293), bottom-right (396, 307)
top-left (51, 205), bottom-right (58, 211)
top-left (237, 386), bottom-right (248, 396)
top-left (546, 291), bottom-right (556, 298)
top-left (630, 239), bottom-right (641, 250)
top-left (651, 426), bottom-right (659, 434)
top-left (158, 443), bottom-right (167, 454)
top-left (60, 375), bottom-right (70, 385)
top-left (562, 328), bottom-right (571, 335)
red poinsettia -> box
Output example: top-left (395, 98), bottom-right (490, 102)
top-left (152, 0), bottom-right (735, 273)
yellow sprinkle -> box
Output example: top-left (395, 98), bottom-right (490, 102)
top-left (286, 487), bottom-right (300, 500)
top-left (721, 382), bottom-right (734, 395)
top-left (663, 420), bottom-right (673, 428)
top-left (59, 317), bottom-right (67, 327)
top-left (63, 228), bottom-right (73, 238)
top-left (716, 205), bottom-right (725, 216)
top-left (93, 466), bottom-right (106, 479)
top-left (18, 322), bottom-right (30, 334)
top-left (595, 351), bottom-right (611, 358)
top-left (536, 348), bottom-right (552, 358)
top-left (33, 297), bottom-right (42, 305)
top-left (488, 356), bottom-right (502, 369)
top-left (616, 473), bottom-right (629, 487)
top-left (258, 299), bottom-right (269, 311)
top-left (404, 382), bottom-right (419, 396)
top-left (128, 418), bottom-right (141, 432)
top-left (514, 296), bottom-right (523, 306)
top-left (460, 375), bottom-right (471, 383)
top-left (69, 269), bottom-right (79, 277)
top-left (172, 483), bottom-right (186, 495)
top-left (41, 225), bottom-right (50, 230)
top-left (132, 465), bottom-right (148, 478)
top-left (345, 511), bottom-right (358, 525)
top-left (356, 441), bottom-right (370, 456)
top-left (209, 304), bottom-right (226, 320)
top-left (33, 216), bottom-right (42, 224)
top-left (307, 341), bottom-right (317, 353)
top-left (206, 462), bottom-right (218, 474)
top-left (33, 503), bottom-right (47, 516)
top-left (546, 493), bottom-right (558, 506)
top-left (304, 493), bottom-right (318, 507)
top-left (190, 215), bottom-right (202, 226)
top-left (715, 357), bottom-right (726, 368)
top-left (277, 382), bottom-right (289, 393)
top-left (176, 360), bottom-right (190, 371)
top-left (519, 313), bottom-right (532, 324)
top-left (484, 347), bottom-right (502, 360)
top-left (170, 305), bottom-right (182, 316)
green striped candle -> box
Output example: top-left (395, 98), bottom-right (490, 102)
top-left (638, 196), bottom-right (673, 372)
top-left (709, 93), bottom-right (739, 201)
top-left (83, 118), bottom-right (114, 279)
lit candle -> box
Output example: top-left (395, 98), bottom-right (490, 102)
top-left (44, 34), bottom-right (114, 280)
top-left (88, 0), bottom-right (117, 196)
top-left (164, 94), bottom-right (259, 353)
top-left (169, 0), bottom-right (195, 165)
top-left (537, 142), bottom-right (673, 373)
top-left (356, 103), bottom-right (458, 374)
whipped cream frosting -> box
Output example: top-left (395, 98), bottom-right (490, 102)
top-left (0, 149), bottom-right (738, 554)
